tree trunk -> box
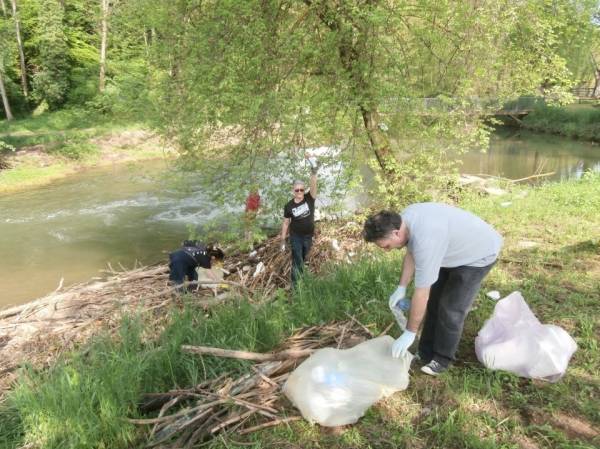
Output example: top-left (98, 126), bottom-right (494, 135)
top-left (591, 55), bottom-right (600, 98)
top-left (0, 0), bottom-right (11, 121)
top-left (593, 69), bottom-right (600, 98)
top-left (307, 1), bottom-right (399, 176)
top-left (339, 53), bottom-right (397, 175)
top-left (359, 106), bottom-right (396, 175)
top-left (0, 70), bottom-right (13, 120)
top-left (9, 0), bottom-right (28, 97)
top-left (99, 0), bottom-right (109, 92)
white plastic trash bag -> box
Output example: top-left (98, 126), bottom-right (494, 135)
top-left (475, 291), bottom-right (577, 382)
top-left (283, 336), bottom-right (412, 426)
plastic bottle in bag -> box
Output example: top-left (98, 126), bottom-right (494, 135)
top-left (391, 302), bottom-right (407, 331)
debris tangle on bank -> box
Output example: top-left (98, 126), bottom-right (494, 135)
top-left (133, 319), bottom-right (378, 447)
top-left (0, 221), bottom-right (364, 394)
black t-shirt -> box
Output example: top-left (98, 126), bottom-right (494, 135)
top-left (284, 192), bottom-right (315, 236)
top-left (181, 245), bottom-right (212, 269)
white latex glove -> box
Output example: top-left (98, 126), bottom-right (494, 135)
top-left (307, 156), bottom-right (319, 174)
top-left (388, 285), bottom-right (407, 309)
top-left (392, 330), bottom-right (416, 358)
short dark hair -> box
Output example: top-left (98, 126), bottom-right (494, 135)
top-left (363, 211), bottom-right (402, 242)
top-left (207, 246), bottom-right (225, 262)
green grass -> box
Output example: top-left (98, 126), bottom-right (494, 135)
top-left (522, 104), bottom-right (600, 141)
top-left (1, 174), bottom-right (599, 449)
top-left (0, 108), bottom-right (98, 135)
top-left (0, 261), bottom-right (399, 449)
top-left (0, 145), bottom-right (168, 194)
top-left (0, 164), bottom-right (73, 192)
top-left (0, 109), bottom-right (168, 194)
top-left (0, 108), bottom-right (143, 149)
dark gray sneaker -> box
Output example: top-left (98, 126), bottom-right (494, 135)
top-left (420, 360), bottom-right (447, 376)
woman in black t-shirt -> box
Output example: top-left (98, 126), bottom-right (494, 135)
top-left (279, 157), bottom-right (319, 286)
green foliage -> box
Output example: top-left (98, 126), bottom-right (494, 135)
top-left (522, 104), bottom-right (600, 141)
top-left (1, 0), bottom-right (598, 205)
top-left (0, 0), bottom-right (152, 118)
top-left (137, 0), bottom-right (600, 209)
top-left (65, 67), bottom-right (99, 106)
top-left (0, 139), bottom-right (15, 153)
top-left (30, 0), bottom-right (70, 109)
top-left (551, 0), bottom-right (600, 85)
top-left (0, 138), bottom-right (15, 168)
top-left (49, 138), bottom-right (98, 160)
top-left (85, 59), bottom-right (152, 118)
top-left (190, 212), bottom-right (269, 252)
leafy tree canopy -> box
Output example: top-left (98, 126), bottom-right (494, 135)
top-left (139, 0), bottom-right (599, 208)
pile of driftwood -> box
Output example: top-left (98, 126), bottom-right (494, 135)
top-left (224, 221), bottom-right (363, 295)
top-left (132, 318), bottom-right (383, 448)
top-left (0, 265), bottom-right (174, 393)
top-left (0, 222), bottom-right (364, 395)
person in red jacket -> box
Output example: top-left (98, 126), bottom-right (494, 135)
top-left (244, 186), bottom-right (261, 241)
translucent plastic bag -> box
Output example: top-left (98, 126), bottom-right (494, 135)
top-left (283, 336), bottom-right (412, 426)
top-left (475, 291), bottom-right (577, 382)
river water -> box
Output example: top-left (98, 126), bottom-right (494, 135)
top-left (1, 130), bottom-right (598, 307)
top-left (461, 129), bottom-right (600, 181)
top-left (0, 160), bottom-right (219, 307)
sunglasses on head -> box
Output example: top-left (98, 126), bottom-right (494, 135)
top-left (294, 188), bottom-right (305, 192)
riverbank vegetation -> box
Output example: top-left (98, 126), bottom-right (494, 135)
top-left (0, 108), bottom-right (172, 193)
top-left (1, 174), bottom-right (598, 449)
top-left (520, 104), bottom-right (600, 142)
top-left (0, 129), bottom-right (172, 193)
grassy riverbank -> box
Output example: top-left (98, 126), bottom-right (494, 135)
top-left (0, 109), bottom-right (172, 194)
top-left (1, 174), bottom-right (599, 449)
top-left (520, 104), bottom-right (600, 141)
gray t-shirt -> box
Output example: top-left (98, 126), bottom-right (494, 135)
top-left (401, 203), bottom-right (503, 288)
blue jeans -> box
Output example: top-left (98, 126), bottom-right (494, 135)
top-left (289, 234), bottom-right (313, 285)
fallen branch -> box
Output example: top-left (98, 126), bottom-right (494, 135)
top-left (510, 171), bottom-right (555, 183)
top-left (378, 321), bottom-right (395, 337)
top-left (500, 257), bottom-right (563, 269)
top-left (144, 280), bottom-right (247, 300)
top-left (238, 416), bottom-right (302, 435)
top-left (344, 312), bottom-right (374, 337)
top-left (182, 345), bottom-right (315, 362)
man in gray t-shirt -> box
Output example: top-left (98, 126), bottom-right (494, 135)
top-left (363, 204), bottom-right (503, 376)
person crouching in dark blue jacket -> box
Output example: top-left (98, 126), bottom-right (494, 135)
top-left (169, 240), bottom-right (225, 291)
